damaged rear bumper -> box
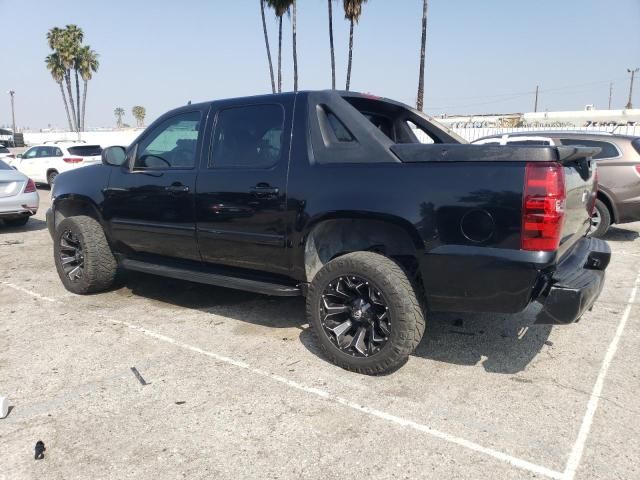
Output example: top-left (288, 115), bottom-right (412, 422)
top-left (535, 238), bottom-right (610, 324)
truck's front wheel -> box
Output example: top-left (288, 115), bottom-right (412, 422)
top-left (306, 252), bottom-right (425, 374)
top-left (53, 215), bottom-right (118, 294)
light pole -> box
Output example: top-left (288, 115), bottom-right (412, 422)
top-left (8, 90), bottom-right (16, 146)
top-left (625, 68), bottom-right (639, 110)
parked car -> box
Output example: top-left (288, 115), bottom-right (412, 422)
top-left (46, 91), bottom-right (609, 374)
top-left (11, 143), bottom-right (102, 186)
top-left (0, 145), bottom-right (15, 163)
top-left (0, 159), bottom-right (39, 226)
top-left (473, 131), bottom-right (640, 237)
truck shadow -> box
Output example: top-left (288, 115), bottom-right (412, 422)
top-left (602, 226), bottom-right (639, 242)
top-left (120, 272), bottom-right (551, 375)
top-left (0, 217), bottom-right (48, 233)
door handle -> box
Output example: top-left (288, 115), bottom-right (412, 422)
top-left (250, 184), bottom-right (279, 197)
top-left (165, 184), bottom-right (190, 193)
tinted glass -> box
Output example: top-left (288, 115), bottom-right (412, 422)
top-left (211, 104), bottom-right (284, 168)
top-left (631, 138), bottom-right (640, 155)
top-left (0, 147), bottom-right (9, 153)
top-left (559, 138), bottom-right (619, 159)
top-left (0, 159), bottom-right (11, 170)
top-left (68, 145), bottom-right (102, 156)
top-left (506, 139), bottom-right (551, 146)
top-left (135, 112), bottom-right (201, 169)
top-left (327, 112), bottom-right (355, 142)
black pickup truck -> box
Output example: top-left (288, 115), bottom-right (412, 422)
top-left (47, 91), bottom-right (610, 374)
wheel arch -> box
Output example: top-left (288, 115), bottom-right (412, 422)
top-left (52, 194), bottom-right (104, 233)
top-left (302, 212), bottom-right (425, 283)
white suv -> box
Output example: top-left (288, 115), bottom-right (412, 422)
top-left (12, 142), bottom-right (102, 186)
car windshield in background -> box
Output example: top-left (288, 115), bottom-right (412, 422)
top-left (67, 145), bottom-right (102, 156)
top-left (0, 147), bottom-right (10, 153)
top-left (0, 159), bottom-right (12, 170)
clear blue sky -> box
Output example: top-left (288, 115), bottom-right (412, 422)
top-left (2, 0), bottom-right (639, 129)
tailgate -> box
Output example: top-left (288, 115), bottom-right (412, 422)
top-left (555, 146), bottom-right (599, 259)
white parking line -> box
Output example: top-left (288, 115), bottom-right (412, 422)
top-left (2, 280), bottom-right (564, 479)
top-left (562, 270), bottom-right (640, 480)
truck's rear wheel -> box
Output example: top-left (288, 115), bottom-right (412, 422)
top-left (306, 251), bottom-right (425, 374)
top-left (589, 199), bottom-right (611, 238)
top-left (53, 215), bottom-right (118, 294)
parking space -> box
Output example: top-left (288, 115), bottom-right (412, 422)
top-left (1, 189), bottom-right (639, 480)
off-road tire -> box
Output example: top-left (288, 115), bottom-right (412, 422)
top-left (589, 199), bottom-right (611, 238)
top-left (54, 215), bottom-right (118, 294)
top-left (4, 216), bottom-right (29, 227)
top-left (306, 251), bottom-right (425, 375)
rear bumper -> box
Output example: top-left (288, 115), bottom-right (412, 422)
top-left (0, 191), bottom-right (39, 218)
top-left (535, 238), bottom-right (610, 324)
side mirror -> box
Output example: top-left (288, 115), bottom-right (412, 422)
top-left (102, 146), bottom-right (127, 166)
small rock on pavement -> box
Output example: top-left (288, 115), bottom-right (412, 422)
top-left (0, 396), bottom-right (8, 418)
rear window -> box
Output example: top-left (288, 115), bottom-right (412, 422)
top-left (632, 138), bottom-right (640, 155)
top-left (67, 145), bottom-right (102, 156)
top-left (0, 159), bottom-right (11, 170)
top-left (0, 147), bottom-right (9, 154)
top-left (559, 138), bottom-right (619, 159)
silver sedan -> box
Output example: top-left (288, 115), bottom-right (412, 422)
top-left (0, 159), bottom-right (39, 227)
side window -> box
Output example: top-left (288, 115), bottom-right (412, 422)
top-left (559, 139), bottom-right (619, 159)
top-left (134, 111), bottom-right (201, 169)
top-left (505, 139), bottom-right (552, 146)
top-left (23, 148), bottom-right (38, 159)
top-left (211, 104), bottom-right (284, 169)
top-left (327, 112), bottom-right (355, 142)
top-left (54, 148), bottom-right (63, 157)
top-left (406, 120), bottom-right (435, 144)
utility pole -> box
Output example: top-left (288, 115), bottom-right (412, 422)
top-left (534, 85), bottom-right (539, 112)
top-left (608, 82), bottom-right (613, 110)
top-left (626, 68), bottom-right (639, 109)
top-left (8, 90), bottom-right (16, 146)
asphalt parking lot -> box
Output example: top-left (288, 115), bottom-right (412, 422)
top-left (1, 188), bottom-right (639, 480)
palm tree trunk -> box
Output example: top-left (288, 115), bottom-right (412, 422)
top-left (74, 69), bottom-right (81, 131)
top-left (260, 0), bottom-right (276, 93)
top-left (65, 72), bottom-right (78, 132)
top-left (292, 1), bottom-right (298, 92)
top-left (59, 82), bottom-right (74, 131)
top-left (82, 80), bottom-right (88, 131)
top-left (277, 16), bottom-right (283, 93)
top-left (416, 0), bottom-right (428, 111)
top-left (346, 19), bottom-right (354, 91)
top-left (328, 0), bottom-right (336, 89)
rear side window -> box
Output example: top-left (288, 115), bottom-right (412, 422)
top-left (0, 159), bottom-right (11, 170)
top-left (632, 138), bottom-right (640, 155)
top-left (0, 147), bottom-right (9, 153)
top-left (211, 104), bottom-right (284, 169)
top-left (68, 145), bottom-right (102, 156)
top-left (559, 138), bottom-right (619, 159)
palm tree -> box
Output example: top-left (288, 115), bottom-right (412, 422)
top-left (132, 106), bottom-right (146, 127)
top-left (416, 0), bottom-right (428, 111)
top-left (114, 108), bottom-right (125, 128)
top-left (292, 0), bottom-right (298, 92)
top-left (65, 25), bottom-right (84, 130)
top-left (266, 0), bottom-right (292, 93)
top-left (45, 52), bottom-right (74, 131)
top-left (47, 26), bottom-right (77, 131)
top-left (328, 0), bottom-right (336, 89)
top-left (260, 0), bottom-right (276, 93)
top-left (343, 0), bottom-right (367, 91)
top-left (77, 46), bottom-right (99, 131)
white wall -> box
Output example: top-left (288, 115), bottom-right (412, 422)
top-left (23, 130), bottom-right (141, 147)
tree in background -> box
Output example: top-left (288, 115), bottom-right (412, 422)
top-left (45, 52), bottom-right (74, 131)
top-left (45, 25), bottom-right (99, 132)
top-left (114, 108), bottom-right (125, 128)
top-left (132, 106), bottom-right (146, 128)
top-left (327, 0), bottom-right (336, 89)
top-left (266, 0), bottom-right (293, 93)
top-left (343, 0), bottom-right (367, 91)
top-left (260, 0), bottom-right (276, 93)
top-left (416, 0), bottom-right (428, 111)
top-left (77, 46), bottom-right (99, 131)
top-left (291, 0), bottom-right (298, 92)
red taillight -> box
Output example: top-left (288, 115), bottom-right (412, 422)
top-left (521, 162), bottom-right (566, 251)
top-left (24, 178), bottom-right (36, 193)
top-left (63, 157), bottom-right (83, 164)
top-left (635, 165), bottom-right (640, 176)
